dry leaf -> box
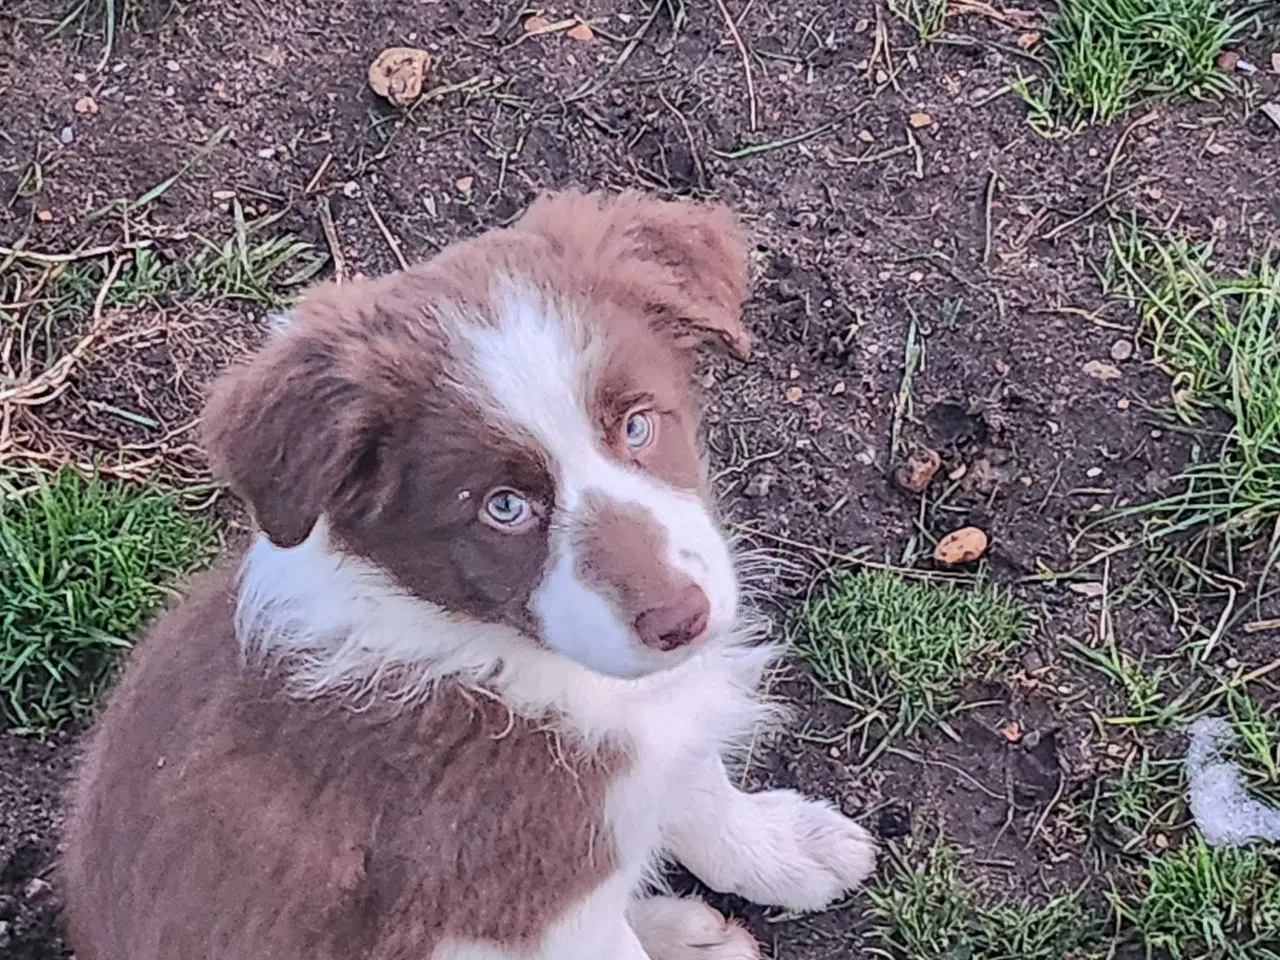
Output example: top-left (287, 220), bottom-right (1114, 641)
top-left (1000, 722), bottom-right (1022, 743)
top-left (567, 22), bottom-right (594, 41)
top-left (35, 210), bottom-right (53, 222)
top-left (455, 176), bottom-right (474, 193)
top-left (895, 447), bottom-right (941, 493)
top-left (1082, 359), bottom-right (1121, 381)
top-left (1217, 50), bottom-right (1240, 72)
top-left (1068, 582), bottom-right (1105, 598)
top-left (1017, 31), bottom-right (1040, 49)
top-left (1261, 102), bottom-right (1280, 132)
top-left (524, 15), bottom-right (551, 32)
top-left (74, 95), bottom-right (99, 115)
top-left (785, 386), bottom-right (803, 404)
top-left (368, 47), bottom-right (431, 108)
top-left (908, 112), bottom-right (934, 128)
top-left (933, 526), bottom-right (988, 565)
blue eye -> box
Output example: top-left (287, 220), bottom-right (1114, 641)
top-left (624, 411), bottom-right (654, 449)
top-left (484, 490), bottom-right (532, 527)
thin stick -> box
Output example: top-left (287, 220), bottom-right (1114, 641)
top-left (728, 523), bottom-right (975, 583)
top-left (304, 153), bottom-right (334, 195)
top-left (712, 0), bottom-right (758, 132)
top-left (366, 198), bottom-right (409, 271)
top-left (318, 197), bottom-right (347, 283)
top-left (1104, 110), bottom-right (1158, 198)
top-left (0, 239), bottom-right (153, 265)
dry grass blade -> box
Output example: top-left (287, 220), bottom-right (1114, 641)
top-left (0, 257), bottom-right (125, 408)
top-left (712, 0), bottom-right (759, 132)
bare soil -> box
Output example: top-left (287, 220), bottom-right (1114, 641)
top-left (2, 0), bottom-right (1278, 957)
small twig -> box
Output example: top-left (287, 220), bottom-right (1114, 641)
top-left (365, 198), bottom-right (409, 271)
top-left (838, 140), bottom-right (912, 166)
top-left (710, 120), bottom-right (839, 160)
top-left (1225, 657), bottom-right (1280, 689)
top-left (505, 17), bottom-right (578, 49)
top-left (712, 0), bottom-right (758, 132)
top-left (905, 126), bottom-right (925, 179)
top-left (1198, 585), bottom-right (1236, 664)
top-left (1243, 618), bottom-right (1280, 634)
top-left (1104, 110), bottom-right (1158, 198)
top-left (1026, 775), bottom-right (1066, 849)
top-left (889, 312), bottom-right (922, 460)
top-left (0, 239), bottom-right (153, 265)
top-left (982, 170), bottom-right (998, 265)
top-left (318, 198), bottom-right (347, 283)
top-left (728, 523), bottom-right (975, 583)
top-left (304, 153), bottom-right (334, 195)
top-left (1041, 179), bottom-right (1147, 242)
top-left (657, 90), bottom-right (706, 190)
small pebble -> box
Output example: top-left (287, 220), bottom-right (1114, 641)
top-left (1110, 339), bottom-right (1134, 362)
top-left (1086, 466), bottom-right (1103, 478)
top-left (59, 125), bottom-right (74, 143)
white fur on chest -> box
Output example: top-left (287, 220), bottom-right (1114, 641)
top-left (600, 641), bottom-right (775, 876)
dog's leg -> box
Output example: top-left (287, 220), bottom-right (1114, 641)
top-left (627, 896), bottom-right (761, 960)
top-left (662, 756), bottom-right (876, 912)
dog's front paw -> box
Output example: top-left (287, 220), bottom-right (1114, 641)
top-left (629, 897), bottom-right (761, 960)
top-left (725, 790), bottom-right (877, 912)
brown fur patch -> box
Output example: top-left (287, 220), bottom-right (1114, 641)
top-left (571, 492), bottom-right (707, 650)
top-left (62, 564), bottom-right (625, 960)
top-left (202, 277), bottom-right (556, 634)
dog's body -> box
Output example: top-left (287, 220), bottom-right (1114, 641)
top-left (62, 192), bottom-right (875, 960)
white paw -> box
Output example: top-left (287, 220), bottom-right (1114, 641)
top-left (723, 791), bottom-right (877, 912)
top-left (628, 896), bottom-right (761, 960)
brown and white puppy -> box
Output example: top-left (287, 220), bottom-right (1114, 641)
top-left (61, 190), bottom-right (875, 960)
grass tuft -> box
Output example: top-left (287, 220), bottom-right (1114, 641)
top-left (0, 469), bottom-right (217, 732)
top-left (794, 570), bottom-right (1030, 741)
top-left (1105, 228), bottom-right (1280, 545)
top-left (1015, 0), bottom-right (1241, 131)
top-left (889, 0), bottom-right (948, 43)
top-left (1118, 840), bottom-right (1280, 959)
top-left (868, 838), bottom-right (1103, 959)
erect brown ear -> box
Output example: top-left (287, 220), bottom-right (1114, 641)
top-left (201, 281), bottom-right (401, 549)
top-left (517, 190), bottom-right (753, 360)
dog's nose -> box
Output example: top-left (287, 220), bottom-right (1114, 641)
top-left (634, 586), bottom-right (711, 651)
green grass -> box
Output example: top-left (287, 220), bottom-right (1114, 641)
top-left (889, 0), bottom-right (948, 43)
top-left (794, 570), bottom-right (1030, 747)
top-left (867, 838), bottom-right (1104, 960)
top-left (1117, 840), bottom-right (1280, 959)
top-left (1014, 0), bottom-right (1241, 132)
top-left (0, 469), bottom-right (218, 732)
top-left (1105, 228), bottom-right (1280, 547)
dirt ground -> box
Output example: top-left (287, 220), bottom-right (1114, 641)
top-left (2, 0), bottom-right (1279, 957)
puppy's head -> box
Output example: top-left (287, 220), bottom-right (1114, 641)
top-left (205, 191), bottom-right (751, 679)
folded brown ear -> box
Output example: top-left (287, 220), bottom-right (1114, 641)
top-left (201, 284), bottom-right (394, 549)
top-left (517, 190), bottom-right (753, 361)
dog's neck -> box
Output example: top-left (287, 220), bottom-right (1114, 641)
top-left (234, 521), bottom-right (777, 751)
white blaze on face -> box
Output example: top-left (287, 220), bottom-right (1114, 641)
top-left (450, 283), bottom-right (739, 678)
